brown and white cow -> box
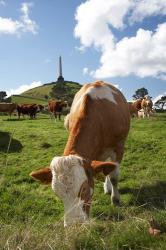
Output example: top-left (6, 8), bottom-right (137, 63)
top-left (0, 103), bottom-right (17, 117)
top-left (30, 81), bottom-right (130, 226)
top-left (128, 99), bottom-right (143, 117)
top-left (48, 100), bottom-right (68, 120)
top-left (141, 96), bottom-right (153, 118)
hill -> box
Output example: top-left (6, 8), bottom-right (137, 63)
top-left (11, 81), bottom-right (82, 105)
top-left (11, 95), bottom-right (48, 105)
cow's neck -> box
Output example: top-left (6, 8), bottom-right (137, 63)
top-left (63, 123), bottom-right (101, 160)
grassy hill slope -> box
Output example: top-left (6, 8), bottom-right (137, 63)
top-left (11, 95), bottom-right (48, 105)
top-left (23, 81), bottom-right (81, 101)
top-left (10, 81), bottom-right (82, 105)
top-left (0, 113), bottom-right (166, 249)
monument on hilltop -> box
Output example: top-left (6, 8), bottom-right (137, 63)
top-left (57, 56), bottom-right (64, 84)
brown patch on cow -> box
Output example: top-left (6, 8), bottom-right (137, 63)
top-left (91, 161), bottom-right (117, 175)
top-left (78, 180), bottom-right (91, 216)
top-left (30, 167), bottom-right (52, 184)
top-left (93, 80), bottom-right (108, 88)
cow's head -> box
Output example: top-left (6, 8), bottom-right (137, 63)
top-left (30, 155), bottom-right (117, 226)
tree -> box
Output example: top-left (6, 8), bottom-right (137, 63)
top-left (132, 87), bottom-right (148, 100)
top-left (154, 95), bottom-right (166, 110)
top-left (0, 91), bottom-right (7, 102)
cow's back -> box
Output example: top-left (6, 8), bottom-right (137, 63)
top-left (0, 103), bottom-right (17, 112)
top-left (64, 81), bottom-right (130, 159)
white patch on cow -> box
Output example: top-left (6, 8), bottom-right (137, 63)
top-left (50, 155), bottom-right (88, 226)
top-left (104, 176), bottom-right (112, 194)
top-left (138, 109), bottom-right (145, 118)
top-left (70, 84), bottom-right (118, 115)
top-left (87, 85), bottom-right (117, 104)
top-left (104, 162), bottom-right (120, 201)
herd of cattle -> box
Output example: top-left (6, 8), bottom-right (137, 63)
top-left (0, 100), bottom-right (68, 119)
top-left (0, 94), bottom-right (154, 120)
top-left (128, 96), bottom-right (154, 118)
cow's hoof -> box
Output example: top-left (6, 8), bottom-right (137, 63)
top-left (112, 197), bottom-right (120, 206)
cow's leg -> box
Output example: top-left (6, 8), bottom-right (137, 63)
top-left (54, 112), bottom-right (58, 122)
top-left (104, 162), bottom-right (120, 205)
top-left (18, 112), bottom-right (20, 119)
top-left (109, 164), bottom-right (120, 205)
top-left (104, 176), bottom-right (112, 194)
top-left (58, 113), bottom-right (61, 120)
top-left (104, 143), bottom-right (124, 205)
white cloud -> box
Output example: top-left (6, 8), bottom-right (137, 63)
top-left (83, 67), bottom-right (89, 75)
top-left (0, 0), bottom-right (6, 6)
top-left (95, 23), bottom-right (166, 79)
top-left (0, 2), bottom-right (38, 35)
top-left (74, 0), bottom-right (166, 80)
top-left (153, 92), bottom-right (166, 104)
top-left (6, 81), bottom-right (42, 97)
top-left (20, 2), bottom-right (38, 34)
top-left (129, 0), bottom-right (166, 23)
top-left (44, 58), bottom-right (51, 64)
top-left (0, 17), bottom-right (22, 34)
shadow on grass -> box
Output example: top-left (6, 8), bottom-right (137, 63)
top-left (120, 181), bottom-right (166, 209)
top-left (0, 131), bottom-right (23, 153)
top-left (3, 118), bottom-right (24, 121)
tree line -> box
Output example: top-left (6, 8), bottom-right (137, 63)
top-left (1, 87), bottom-right (166, 110)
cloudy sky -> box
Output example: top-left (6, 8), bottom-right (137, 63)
top-left (0, 0), bottom-right (166, 101)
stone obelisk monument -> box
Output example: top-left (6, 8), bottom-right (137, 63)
top-left (57, 56), bottom-right (64, 84)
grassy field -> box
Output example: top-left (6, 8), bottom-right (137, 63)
top-left (0, 113), bottom-right (166, 249)
top-left (11, 95), bottom-right (48, 105)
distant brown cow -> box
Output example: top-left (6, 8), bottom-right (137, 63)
top-left (128, 99), bottom-right (143, 117)
top-left (17, 104), bottom-right (44, 119)
top-left (48, 100), bottom-right (68, 120)
top-left (0, 103), bottom-right (17, 117)
top-left (141, 96), bottom-right (153, 118)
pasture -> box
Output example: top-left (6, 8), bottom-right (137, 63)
top-left (0, 113), bottom-right (166, 249)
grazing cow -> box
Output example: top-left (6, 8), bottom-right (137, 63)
top-left (141, 96), bottom-right (153, 118)
top-left (17, 104), bottom-right (44, 119)
top-left (128, 99), bottom-right (143, 117)
top-left (48, 100), bottom-right (68, 120)
top-left (30, 81), bottom-right (130, 226)
top-left (0, 103), bottom-right (17, 117)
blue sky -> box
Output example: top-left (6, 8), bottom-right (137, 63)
top-left (0, 0), bottom-right (166, 101)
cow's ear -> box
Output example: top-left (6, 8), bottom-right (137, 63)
top-left (90, 161), bottom-right (117, 176)
top-left (30, 167), bottom-right (52, 184)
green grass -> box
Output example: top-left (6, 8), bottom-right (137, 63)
top-left (11, 95), bottom-right (48, 105)
top-left (21, 84), bottom-right (54, 99)
top-left (0, 113), bottom-right (166, 249)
